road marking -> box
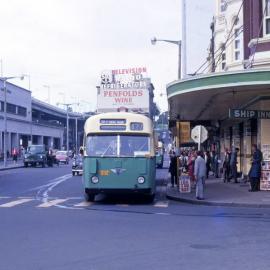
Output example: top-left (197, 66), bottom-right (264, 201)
top-left (74, 201), bottom-right (93, 207)
top-left (0, 198), bottom-right (34, 208)
top-left (37, 199), bottom-right (68, 208)
top-left (116, 204), bottom-right (129, 207)
top-left (154, 201), bottom-right (169, 208)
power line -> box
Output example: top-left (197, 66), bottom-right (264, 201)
top-left (193, 0), bottom-right (244, 75)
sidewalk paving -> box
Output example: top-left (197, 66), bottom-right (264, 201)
top-left (167, 177), bottom-right (270, 208)
top-left (0, 159), bottom-right (24, 171)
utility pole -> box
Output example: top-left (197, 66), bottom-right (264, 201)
top-left (181, 0), bottom-right (187, 78)
top-left (210, 18), bottom-right (216, 73)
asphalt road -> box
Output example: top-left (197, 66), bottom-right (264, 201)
top-left (1, 162), bottom-right (270, 270)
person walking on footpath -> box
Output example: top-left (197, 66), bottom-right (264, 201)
top-left (169, 151), bottom-right (177, 188)
top-left (187, 151), bottom-right (196, 188)
top-left (223, 148), bottom-right (231, 182)
top-left (230, 147), bottom-right (239, 183)
top-left (194, 151), bottom-right (206, 200)
top-left (204, 151), bottom-right (211, 179)
top-left (248, 144), bottom-right (262, 192)
top-left (12, 147), bottom-right (18, 164)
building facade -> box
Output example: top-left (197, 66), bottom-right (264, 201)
top-left (168, 0), bottom-right (270, 177)
top-left (0, 80), bottom-right (87, 158)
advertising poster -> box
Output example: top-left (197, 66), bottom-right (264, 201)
top-left (260, 145), bottom-right (270, 191)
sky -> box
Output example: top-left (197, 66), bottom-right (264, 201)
top-left (0, 0), bottom-right (215, 113)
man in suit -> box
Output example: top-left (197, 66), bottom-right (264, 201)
top-left (194, 151), bottom-right (207, 200)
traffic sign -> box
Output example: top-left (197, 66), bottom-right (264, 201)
top-left (191, 125), bottom-right (208, 149)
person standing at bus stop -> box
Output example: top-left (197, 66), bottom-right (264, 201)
top-left (169, 151), bottom-right (177, 188)
top-left (194, 151), bottom-right (206, 200)
top-left (249, 144), bottom-right (262, 192)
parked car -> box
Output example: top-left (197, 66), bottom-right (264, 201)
top-left (72, 154), bottom-right (83, 176)
top-left (23, 145), bottom-right (47, 167)
top-left (55, 151), bottom-right (69, 164)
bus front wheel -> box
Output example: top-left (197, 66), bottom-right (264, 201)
top-left (84, 192), bottom-right (95, 202)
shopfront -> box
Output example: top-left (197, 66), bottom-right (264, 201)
top-left (167, 69), bottom-right (270, 177)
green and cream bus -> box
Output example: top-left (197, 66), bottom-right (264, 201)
top-left (83, 112), bottom-right (156, 202)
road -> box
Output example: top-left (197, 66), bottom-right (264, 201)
top-left (1, 162), bottom-right (270, 270)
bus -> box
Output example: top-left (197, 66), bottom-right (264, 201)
top-left (156, 141), bottom-right (164, 168)
top-left (83, 112), bottom-right (156, 202)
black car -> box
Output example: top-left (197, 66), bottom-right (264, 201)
top-left (72, 155), bottom-right (83, 176)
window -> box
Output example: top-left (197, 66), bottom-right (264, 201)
top-left (0, 101), bottom-right (3, 112)
top-left (220, 0), bottom-right (227, 13)
top-left (86, 134), bottom-right (150, 157)
top-left (221, 53), bottom-right (226, 70)
top-left (17, 106), bottom-right (27, 117)
top-left (264, 0), bottom-right (270, 35)
top-left (6, 103), bottom-right (16, 114)
top-left (234, 28), bottom-right (242, 61)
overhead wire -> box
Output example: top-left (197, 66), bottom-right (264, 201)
top-left (193, 0), bottom-right (245, 75)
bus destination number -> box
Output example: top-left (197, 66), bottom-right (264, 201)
top-left (100, 119), bottom-right (126, 125)
top-left (130, 122), bottom-right (143, 131)
top-left (100, 125), bottom-right (126, 131)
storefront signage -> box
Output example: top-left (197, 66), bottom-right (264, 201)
top-left (229, 109), bottom-right (270, 119)
top-left (178, 122), bottom-right (190, 144)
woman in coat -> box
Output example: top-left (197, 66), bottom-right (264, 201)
top-left (249, 144), bottom-right (262, 192)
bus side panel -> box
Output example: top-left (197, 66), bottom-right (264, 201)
top-left (83, 157), bottom-right (156, 194)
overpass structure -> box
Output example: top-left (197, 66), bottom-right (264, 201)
top-left (0, 79), bottom-right (91, 156)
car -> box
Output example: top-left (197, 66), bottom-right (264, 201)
top-left (23, 145), bottom-right (47, 167)
top-left (55, 151), bottom-right (69, 164)
top-left (72, 155), bottom-right (83, 176)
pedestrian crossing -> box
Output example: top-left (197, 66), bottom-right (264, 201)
top-left (0, 197), bottom-right (170, 209)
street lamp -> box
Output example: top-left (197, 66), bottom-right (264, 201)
top-left (1, 75), bottom-right (24, 167)
top-left (151, 37), bottom-right (182, 80)
top-left (57, 102), bottom-right (79, 153)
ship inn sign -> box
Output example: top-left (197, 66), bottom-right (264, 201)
top-left (229, 109), bottom-right (270, 119)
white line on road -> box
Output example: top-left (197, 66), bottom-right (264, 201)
top-left (74, 201), bottom-right (93, 207)
top-left (154, 201), bottom-right (169, 208)
top-left (37, 199), bottom-right (68, 208)
top-left (0, 198), bottom-right (34, 208)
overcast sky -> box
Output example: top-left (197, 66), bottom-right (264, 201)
top-left (0, 0), bottom-right (215, 112)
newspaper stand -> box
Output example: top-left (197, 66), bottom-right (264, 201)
top-left (179, 173), bottom-right (191, 193)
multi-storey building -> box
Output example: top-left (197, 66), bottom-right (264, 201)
top-left (167, 0), bottom-right (270, 177)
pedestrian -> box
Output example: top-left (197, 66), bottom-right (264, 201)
top-left (212, 151), bottom-right (219, 178)
top-left (194, 151), bottom-right (206, 200)
top-left (169, 151), bottom-right (177, 188)
top-left (187, 151), bottom-right (196, 188)
top-left (248, 144), bottom-right (262, 192)
top-left (12, 147), bottom-right (18, 164)
top-left (205, 151), bottom-right (211, 179)
top-left (230, 147), bottom-right (239, 183)
top-left (223, 148), bottom-right (231, 182)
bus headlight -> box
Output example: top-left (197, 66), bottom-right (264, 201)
top-left (91, 176), bottom-right (99, 184)
top-left (137, 176), bottom-right (145, 184)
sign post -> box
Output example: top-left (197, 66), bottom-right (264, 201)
top-left (191, 125), bottom-right (208, 150)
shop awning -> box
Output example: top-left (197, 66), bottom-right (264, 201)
top-left (167, 69), bottom-right (270, 121)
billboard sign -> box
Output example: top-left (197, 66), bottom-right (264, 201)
top-left (97, 67), bottom-right (150, 113)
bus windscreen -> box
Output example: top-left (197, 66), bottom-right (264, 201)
top-left (86, 134), bottom-right (150, 157)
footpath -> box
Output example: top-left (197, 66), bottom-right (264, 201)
top-left (0, 159), bottom-right (24, 171)
top-left (167, 177), bottom-right (270, 208)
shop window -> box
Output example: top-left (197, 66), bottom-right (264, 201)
top-left (6, 103), bottom-right (16, 114)
top-left (264, 0), bottom-right (270, 35)
top-left (17, 106), bottom-right (27, 117)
